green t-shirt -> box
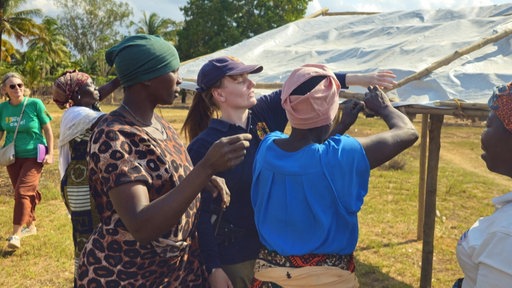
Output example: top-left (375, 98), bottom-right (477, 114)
top-left (0, 97), bottom-right (52, 158)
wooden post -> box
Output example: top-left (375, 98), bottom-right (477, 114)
top-left (420, 114), bottom-right (444, 288)
top-left (417, 114), bottom-right (429, 240)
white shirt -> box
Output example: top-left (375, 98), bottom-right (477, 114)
top-left (456, 192), bottom-right (512, 288)
top-left (58, 106), bottom-right (104, 179)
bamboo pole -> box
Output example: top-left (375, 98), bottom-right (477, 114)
top-left (336, 24), bottom-right (512, 106)
top-left (325, 12), bottom-right (380, 16)
top-left (305, 8), bottom-right (329, 19)
top-left (394, 25), bottom-right (512, 90)
top-left (432, 100), bottom-right (488, 110)
top-left (401, 107), bottom-right (488, 118)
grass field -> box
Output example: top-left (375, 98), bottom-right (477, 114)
top-left (0, 101), bottom-right (507, 287)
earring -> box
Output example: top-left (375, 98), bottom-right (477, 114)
top-left (77, 94), bottom-right (81, 100)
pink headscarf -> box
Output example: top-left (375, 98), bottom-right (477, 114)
top-left (281, 64), bottom-right (341, 129)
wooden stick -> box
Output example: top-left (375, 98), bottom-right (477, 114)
top-left (432, 101), bottom-right (488, 110)
top-left (417, 115), bottom-right (428, 240)
top-left (305, 8), bottom-right (329, 19)
top-left (420, 114), bottom-right (444, 288)
top-left (393, 26), bottom-right (512, 90)
top-left (324, 12), bottom-right (380, 16)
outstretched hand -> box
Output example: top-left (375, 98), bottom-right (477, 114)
top-left (202, 133), bottom-right (252, 174)
top-left (347, 70), bottom-right (397, 90)
top-left (364, 70), bottom-right (397, 89)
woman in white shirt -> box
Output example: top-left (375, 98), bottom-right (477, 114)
top-left (455, 82), bottom-right (512, 288)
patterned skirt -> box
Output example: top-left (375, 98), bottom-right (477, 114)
top-left (61, 139), bottom-right (99, 277)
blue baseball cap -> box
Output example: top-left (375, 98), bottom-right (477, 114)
top-left (196, 56), bottom-right (263, 92)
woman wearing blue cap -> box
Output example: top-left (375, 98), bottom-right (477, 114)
top-left (182, 56), bottom-right (399, 288)
top-left (76, 35), bottom-right (252, 287)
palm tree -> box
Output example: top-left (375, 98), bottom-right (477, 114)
top-left (0, 0), bottom-right (42, 63)
top-left (26, 17), bottom-right (71, 83)
top-left (0, 38), bottom-right (19, 63)
top-left (130, 11), bottom-right (182, 44)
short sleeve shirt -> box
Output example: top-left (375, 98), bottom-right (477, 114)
top-left (0, 97), bottom-right (52, 158)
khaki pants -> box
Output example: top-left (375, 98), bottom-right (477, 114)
top-left (255, 266), bottom-right (359, 288)
top-left (222, 259), bottom-right (257, 288)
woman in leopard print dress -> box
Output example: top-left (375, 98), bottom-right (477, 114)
top-left (76, 34), bottom-right (251, 287)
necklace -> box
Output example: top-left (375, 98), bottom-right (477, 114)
top-left (121, 103), bottom-right (166, 138)
top-left (121, 103), bottom-right (152, 126)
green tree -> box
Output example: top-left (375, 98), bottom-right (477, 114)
top-left (0, 0), bottom-right (42, 63)
top-left (0, 38), bottom-right (19, 63)
top-left (177, 0), bottom-right (310, 60)
top-left (130, 11), bottom-right (182, 44)
top-left (23, 17), bottom-right (71, 91)
top-left (53, 0), bottom-right (133, 64)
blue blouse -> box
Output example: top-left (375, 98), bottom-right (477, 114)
top-left (252, 131), bottom-right (370, 255)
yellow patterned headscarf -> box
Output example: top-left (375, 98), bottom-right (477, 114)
top-left (488, 82), bottom-right (512, 133)
top-left (53, 70), bottom-right (91, 109)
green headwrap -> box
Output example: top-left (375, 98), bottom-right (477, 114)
top-left (105, 34), bottom-right (180, 87)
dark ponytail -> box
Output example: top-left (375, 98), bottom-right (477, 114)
top-left (182, 88), bottom-right (220, 143)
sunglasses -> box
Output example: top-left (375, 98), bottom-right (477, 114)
top-left (9, 83), bottom-right (24, 90)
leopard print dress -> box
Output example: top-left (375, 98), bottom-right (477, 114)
top-left (76, 111), bottom-right (208, 287)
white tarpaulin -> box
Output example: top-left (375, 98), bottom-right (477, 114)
top-left (179, 4), bottom-right (512, 106)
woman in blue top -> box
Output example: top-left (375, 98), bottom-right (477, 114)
top-left (0, 72), bottom-right (54, 250)
top-left (182, 56), bottom-right (399, 288)
top-left (251, 64), bottom-right (418, 287)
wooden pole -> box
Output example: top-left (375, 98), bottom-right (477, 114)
top-left (305, 8), bottom-right (329, 19)
top-left (394, 26), bottom-right (512, 90)
top-left (324, 11), bottom-right (380, 16)
top-left (420, 114), bottom-right (444, 288)
top-left (402, 107), bottom-right (488, 119)
top-left (417, 115), bottom-right (429, 240)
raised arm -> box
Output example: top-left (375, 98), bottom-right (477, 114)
top-left (110, 133), bottom-right (252, 244)
top-left (346, 70), bottom-right (397, 89)
top-left (329, 99), bottom-right (365, 137)
top-left (357, 86), bottom-right (418, 169)
top-left (98, 77), bottom-right (121, 102)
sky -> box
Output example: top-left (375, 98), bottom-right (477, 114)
top-left (26, 0), bottom-right (512, 23)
